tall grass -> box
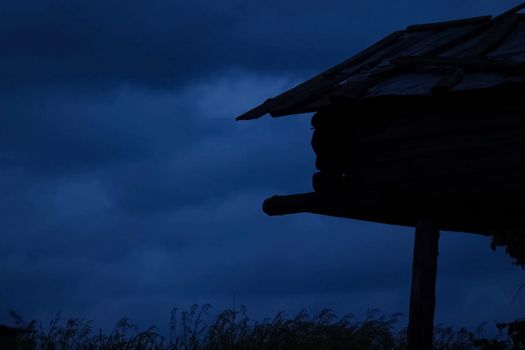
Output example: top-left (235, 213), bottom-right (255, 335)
top-left (4, 305), bottom-right (524, 349)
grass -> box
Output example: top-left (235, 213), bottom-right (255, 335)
top-left (4, 305), bottom-right (525, 349)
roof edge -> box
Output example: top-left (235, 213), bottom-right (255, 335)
top-left (406, 15), bottom-right (492, 32)
top-left (235, 2), bottom-right (525, 121)
top-left (235, 30), bottom-right (405, 121)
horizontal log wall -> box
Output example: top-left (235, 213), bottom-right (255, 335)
top-left (310, 102), bottom-right (525, 230)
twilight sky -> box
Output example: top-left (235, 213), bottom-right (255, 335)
top-left (1, 0), bottom-right (524, 332)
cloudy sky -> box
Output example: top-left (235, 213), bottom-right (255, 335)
top-left (1, 0), bottom-right (524, 332)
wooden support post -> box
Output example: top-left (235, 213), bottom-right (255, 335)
top-left (407, 218), bottom-right (440, 350)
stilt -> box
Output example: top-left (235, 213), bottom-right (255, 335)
top-left (407, 218), bottom-right (440, 350)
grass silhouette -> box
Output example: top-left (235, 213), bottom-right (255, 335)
top-left (2, 305), bottom-right (524, 349)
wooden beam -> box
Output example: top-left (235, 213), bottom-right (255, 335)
top-left (261, 192), bottom-right (503, 235)
top-left (407, 218), bottom-right (440, 350)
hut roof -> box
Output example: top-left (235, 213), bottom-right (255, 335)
top-left (237, 3), bottom-right (525, 121)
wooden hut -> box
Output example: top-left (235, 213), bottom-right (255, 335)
top-left (237, 3), bottom-right (525, 349)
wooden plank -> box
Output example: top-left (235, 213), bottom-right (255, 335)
top-left (432, 67), bottom-right (465, 94)
top-left (391, 56), bottom-right (522, 71)
top-left (402, 26), bottom-right (481, 57)
top-left (416, 21), bottom-right (491, 57)
top-left (325, 87), bottom-right (525, 115)
top-left (468, 14), bottom-right (519, 56)
top-left (407, 218), bottom-right (440, 350)
top-left (432, 14), bottom-right (519, 92)
top-left (406, 16), bottom-right (491, 32)
top-left (234, 98), bottom-right (277, 121)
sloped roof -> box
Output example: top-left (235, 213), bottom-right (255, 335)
top-left (237, 3), bottom-right (525, 121)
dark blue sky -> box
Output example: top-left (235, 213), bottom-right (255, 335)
top-left (1, 0), bottom-right (524, 332)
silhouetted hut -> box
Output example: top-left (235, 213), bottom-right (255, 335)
top-left (237, 3), bottom-right (525, 349)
